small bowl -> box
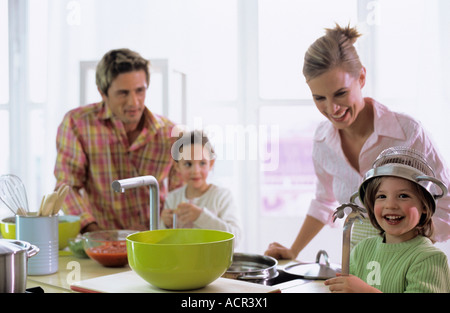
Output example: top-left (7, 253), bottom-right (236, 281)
top-left (0, 215), bottom-right (81, 250)
top-left (83, 230), bottom-right (136, 267)
top-left (68, 237), bottom-right (88, 258)
top-left (0, 216), bottom-right (15, 239)
top-left (127, 229), bottom-right (234, 290)
top-left (58, 215), bottom-right (81, 249)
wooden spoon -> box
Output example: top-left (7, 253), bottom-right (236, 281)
top-left (53, 185), bottom-right (69, 215)
top-left (42, 192), bottom-right (58, 216)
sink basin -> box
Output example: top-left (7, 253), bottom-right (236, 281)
top-left (126, 229), bottom-right (234, 290)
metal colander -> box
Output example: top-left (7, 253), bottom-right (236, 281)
top-left (357, 146), bottom-right (447, 212)
top-left (372, 146), bottom-right (435, 177)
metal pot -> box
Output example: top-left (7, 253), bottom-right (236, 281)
top-left (0, 239), bottom-right (39, 293)
top-left (224, 253), bottom-right (278, 283)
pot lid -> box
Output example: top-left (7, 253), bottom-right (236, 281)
top-left (283, 250), bottom-right (340, 280)
top-left (283, 262), bottom-right (338, 280)
top-left (0, 239), bottom-right (29, 256)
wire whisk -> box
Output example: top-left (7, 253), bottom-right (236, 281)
top-left (0, 174), bottom-right (29, 216)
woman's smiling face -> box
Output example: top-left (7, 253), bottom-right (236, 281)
top-left (373, 177), bottom-right (426, 243)
top-left (307, 67), bottom-right (366, 130)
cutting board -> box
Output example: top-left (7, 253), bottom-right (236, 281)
top-left (71, 270), bottom-right (280, 293)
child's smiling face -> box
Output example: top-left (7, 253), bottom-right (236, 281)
top-left (176, 143), bottom-right (215, 194)
top-left (374, 177), bottom-right (426, 243)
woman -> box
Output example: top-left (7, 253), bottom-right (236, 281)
top-left (265, 24), bottom-right (450, 260)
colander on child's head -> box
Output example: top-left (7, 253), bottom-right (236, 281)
top-left (357, 146), bottom-right (448, 212)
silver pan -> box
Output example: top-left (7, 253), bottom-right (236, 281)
top-left (224, 253), bottom-right (279, 281)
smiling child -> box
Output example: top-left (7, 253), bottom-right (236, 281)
top-left (325, 147), bottom-right (450, 293)
top-left (160, 130), bottom-right (242, 245)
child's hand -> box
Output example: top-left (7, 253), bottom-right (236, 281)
top-left (324, 274), bottom-right (382, 293)
top-left (175, 202), bottom-right (203, 225)
top-left (161, 208), bottom-right (175, 228)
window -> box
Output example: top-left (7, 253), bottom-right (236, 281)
top-left (373, 0), bottom-right (450, 161)
top-left (257, 0), bottom-right (356, 218)
top-left (0, 0), bottom-right (8, 104)
top-left (0, 0), bottom-right (9, 175)
top-left (0, 111), bottom-right (9, 174)
top-left (258, 0), bottom-right (358, 99)
top-left (28, 0), bottom-right (49, 103)
top-left (259, 105), bottom-right (325, 216)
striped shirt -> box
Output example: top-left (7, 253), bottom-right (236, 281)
top-left (54, 102), bottom-right (180, 230)
top-left (308, 98), bottom-right (450, 245)
top-left (350, 235), bottom-right (450, 293)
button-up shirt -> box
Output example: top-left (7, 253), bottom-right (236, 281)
top-left (54, 102), bottom-right (180, 230)
top-left (308, 98), bottom-right (450, 242)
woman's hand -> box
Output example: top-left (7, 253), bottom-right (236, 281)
top-left (175, 202), bottom-right (203, 225)
top-left (324, 274), bottom-right (382, 293)
top-left (264, 242), bottom-right (296, 260)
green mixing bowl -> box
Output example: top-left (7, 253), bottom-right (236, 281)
top-left (0, 215), bottom-right (81, 250)
top-left (127, 229), bottom-right (234, 290)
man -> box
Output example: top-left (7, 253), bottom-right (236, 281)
top-left (54, 48), bottom-right (180, 233)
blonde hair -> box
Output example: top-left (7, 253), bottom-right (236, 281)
top-left (96, 48), bottom-right (150, 96)
top-left (303, 23), bottom-right (362, 81)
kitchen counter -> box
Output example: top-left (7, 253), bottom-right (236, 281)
top-left (26, 252), bottom-right (330, 293)
top-left (26, 252), bottom-right (131, 293)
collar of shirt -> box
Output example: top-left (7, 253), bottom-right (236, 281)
top-left (313, 98), bottom-right (408, 178)
top-left (96, 102), bottom-right (167, 151)
top-left (314, 97), bottom-right (407, 144)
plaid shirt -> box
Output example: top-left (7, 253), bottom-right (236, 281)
top-left (54, 102), bottom-right (181, 230)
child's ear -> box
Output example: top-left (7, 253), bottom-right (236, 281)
top-left (209, 159), bottom-right (215, 169)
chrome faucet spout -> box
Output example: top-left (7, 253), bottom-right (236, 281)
top-left (112, 175), bottom-right (160, 230)
top-left (332, 202), bottom-right (365, 276)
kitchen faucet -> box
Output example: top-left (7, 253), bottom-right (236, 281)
top-left (111, 175), bottom-right (159, 230)
top-left (332, 195), bottom-right (365, 276)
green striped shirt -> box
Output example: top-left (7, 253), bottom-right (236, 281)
top-left (350, 217), bottom-right (379, 248)
top-left (350, 235), bottom-right (450, 293)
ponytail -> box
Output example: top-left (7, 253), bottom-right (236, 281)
top-left (303, 23), bottom-right (362, 81)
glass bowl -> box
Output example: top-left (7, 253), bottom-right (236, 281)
top-left (82, 230), bottom-right (136, 267)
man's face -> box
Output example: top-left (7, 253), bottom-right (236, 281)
top-left (100, 70), bottom-right (148, 132)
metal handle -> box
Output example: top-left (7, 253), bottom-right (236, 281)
top-left (27, 244), bottom-right (39, 258)
top-left (416, 175), bottom-right (448, 199)
top-left (237, 273), bottom-right (270, 280)
top-left (315, 250), bottom-right (330, 267)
